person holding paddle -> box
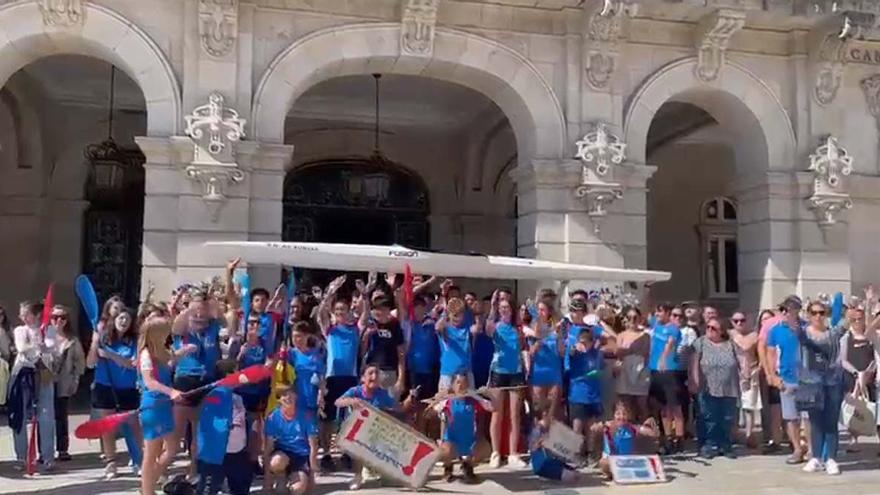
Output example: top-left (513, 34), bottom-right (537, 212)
top-left (51, 305), bottom-right (85, 463)
top-left (87, 306), bottom-right (143, 479)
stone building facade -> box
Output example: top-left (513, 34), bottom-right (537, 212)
top-left (0, 0), bottom-right (877, 317)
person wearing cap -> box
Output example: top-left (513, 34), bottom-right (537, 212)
top-left (765, 295), bottom-right (808, 464)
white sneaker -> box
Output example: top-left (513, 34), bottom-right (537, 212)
top-left (825, 458), bottom-right (841, 476)
top-left (489, 451), bottom-right (502, 468)
top-left (349, 474), bottom-right (363, 490)
top-left (131, 464), bottom-right (140, 477)
top-left (802, 458), bottom-right (823, 473)
top-left (507, 454), bottom-right (528, 469)
top-left (103, 462), bottom-right (118, 480)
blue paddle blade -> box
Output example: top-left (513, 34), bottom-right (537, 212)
top-left (240, 273), bottom-right (252, 321)
top-left (831, 292), bottom-right (844, 327)
top-left (75, 275), bottom-right (100, 330)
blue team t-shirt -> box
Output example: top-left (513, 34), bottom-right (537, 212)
top-left (172, 321), bottom-right (221, 378)
top-left (407, 318), bottom-right (440, 374)
top-left (340, 385), bottom-right (398, 411)
top-left (569, 347), bottom-right (603, 404)
top-left (237, 344), bottom-right (269, 396)
top-left (440, 323), bottom-right (472, 376)
top-left (326, 323), bottom-right (359, 377)
top-left (767, 321), bottom-right (801, 385)
top-left (491, 322), bottom-right (522, 374)
top-left (602, 423), bottom-right (637, 456)
top-left (441, 397), bottom-right (483, 456)
top-left (95, 338), bottom-right (138, 389)
top-left (649, 323), bottom-right (682, 371)
top-left (264, 408), bottom-right (318, 456)
top-left (197, 387), bottom-right (234, 465)
top-left (288, 347), bottom-right (326, 410)
top-left (529, 330), bottom-right (563, 385)
top-left (256, 311), bottom-right (279, 357)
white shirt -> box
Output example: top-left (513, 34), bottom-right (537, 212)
top-left (227, 394), bottom-right (247, 453)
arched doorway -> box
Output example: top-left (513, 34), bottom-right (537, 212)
top-left (283, 159), bottom-right (430, 247)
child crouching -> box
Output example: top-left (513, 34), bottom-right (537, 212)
top-left (263, 386), bottom-right (319, 495)
top-left (528, 409), bottom-right (582, 483)
top-left (591, 400), bottom-right (659, 480)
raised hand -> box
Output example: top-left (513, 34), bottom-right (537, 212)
top-left (227, 257), bottom-right (242, 273)
top-left (355, 278), bottom-right (366, 295)
top-left (440, 278), bottom-right (454, 293)
top-left (385, 272), bottom-right (397, 287)
top-left (328, 275), bottom-right (347, 295)
top-left (366, 271), bottom-right (378, 292)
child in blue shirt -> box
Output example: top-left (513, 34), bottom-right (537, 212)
top-left (591, 401), bottom-right (659, 480)
top-left (432, 373), bottom-right (494, 484)
top-left (568, 327), bottom-right (604, 459)
top-left (401, 295), bottom-right (440, 435)
top-left (437, 298), bottom-right (479, 392)
top-left (196, 382), bottom-right (252, 495)
top-left (264, 386), bottom-right (319, 495)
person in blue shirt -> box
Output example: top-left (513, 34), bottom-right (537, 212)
top-left (483, 291), bottom-right (527, 469)
top-left (433, 373), bottom-right (494, 484)
top-left (437, 298), bottom-right (480, 392)
top-left (647, 302), bottom-right (684, 453)
top-left (591, 400), bottom-right (659, 480)
top-left (86, 307), bottom-right (143, 479)
top-left (528, 410), bottom-right (581, 483)
top-left (568, 326), bottom-right (604, 460)
top-left (765, 295), bottom-right (809, 465)
top-left (527, 298), bottom-right (564, 421)
top-left (335, 364), bottom-right (416, 490)
top-left (196, 376), bottom-right (252, 495)
top-left (137, 317), bottom-right (182, 495)
top-left (286, 320), bottom-right (325, 475)
top-left (264, 386), bottom-right (319, 495)
top-left (466, 292), bottom-right (493, 388)
top-left (315, 275), bottom-right (360, 472)
top-left (400, 294), bottom-right (440, 436)
top-left (171, 291), bottom-right (223, 480)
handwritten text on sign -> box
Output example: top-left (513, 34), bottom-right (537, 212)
top-left (544, 420), bottom-right (585, 465)
top-left (337, 404), bottom-right (440, 488)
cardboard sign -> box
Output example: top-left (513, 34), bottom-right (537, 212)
top-left (609, 455), bottom-right (666, 484)
top-left (544, 420), bottom-right (585, 465)
top-left (337, 403), bottom-right (440, 488)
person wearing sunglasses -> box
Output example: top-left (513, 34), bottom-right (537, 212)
top-left (798, 301), bottom-right (845, 476)
top-left (648, 302), bottom-right (685, 454)
top-left (690, 318), bottom-right (740, 459)
top-left (51, 306), bottom-right (86, 462)
top-left (730, 311), bottom-right (760, 449)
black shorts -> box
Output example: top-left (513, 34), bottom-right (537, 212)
top-left (91, 384), bottom-right (140, 411)
top-left (569, 402), bottom-right (603, 421)
top-left (173, 374), bottom-right (211, 407)
top-left (650, 371), bottom-right (683, 407)
top-left (276, 450), bottom-right (310, 476)
top-left (238, 390), bottom-right (269, 414)
top-left (323, 376), bottom-right (359, 422)
top-left (407, 371), bottom-right (440, 402)
top-left (489, 371), bottom-right (526, 388)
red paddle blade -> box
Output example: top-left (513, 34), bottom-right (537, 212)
top-left (404, 265), bottom-right (414, 322)
top-left (40, 283), bottom-right (54, 338)
top-left (74, 411), bottom-right (134, 439)
top-left (217, 364), bottom-right (273, 388)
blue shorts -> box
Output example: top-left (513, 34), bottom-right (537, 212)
top-left (140, 402), bottom-right (175, 441)
top-left (531, 369), bottom-right (562, 387)
top-left (276, 450), bottom-right (310, 475)
top-left (531, 448), bottom-right (566, 480)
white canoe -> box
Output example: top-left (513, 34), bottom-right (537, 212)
top-left (204, 241), bottom-right (671, 283)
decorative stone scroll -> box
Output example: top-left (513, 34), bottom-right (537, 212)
top-left (574, 123), bottom-right (626, 233)
top-left (811, 11), bottom-right (876, 106)
top-left (693, 9), bottom-right (745, 82)
top-left (860, 74), bottom-right (880, 128)
top-left (38, 0), bottom-right (84, 27)
top-left (583, 0), bottom-right (637, 91)
top-left (400, 0), bottom-right (440, 57)
top-left (183, 93), bottom-right (246, 220)
top-left (199, 0), bottom-right (238, 58)
top-left (807, 136), bottom-right (853, 227)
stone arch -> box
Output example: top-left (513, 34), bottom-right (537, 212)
top-left (624, 57), bottom-right (795, 173)
top-left (0, 1), bottom-right (181, 136)
top-left (252, 23), bottom-right (566, 163)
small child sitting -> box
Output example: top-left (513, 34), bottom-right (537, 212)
top-left (263, 386), bottom-right (319, 495)
top-left (590, 400), bottom-right (659, 480)
top-left (528, 409), bottom-right (582, 483)
top-left (429, 372), bottom-right (494, 484)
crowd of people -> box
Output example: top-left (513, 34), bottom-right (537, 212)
top-left (1, 258), bottom-right (879, 494)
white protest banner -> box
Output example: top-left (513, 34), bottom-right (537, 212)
top-left (337, 403), bottom-right (440, 488)
top-left (544, 420), bottom-right (585, 465)
top-left (609, 455), bottom-right (666, 484)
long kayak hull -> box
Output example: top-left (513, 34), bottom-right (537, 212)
top-left (204, 241), bottom-right (670, 283)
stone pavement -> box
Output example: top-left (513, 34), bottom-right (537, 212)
top-left (0, 414), bottom-right (877, 495)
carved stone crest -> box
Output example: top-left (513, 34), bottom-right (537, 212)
top-left (574, 123), bottom-right (627, 233)
top-left (199, 0), bottom-right (238, 58)
top-left (811, 12), bottom-right (875, 106)
top-left (38, 0), bottom-right (84, 27)
top-left (860, 74), bottom-right (880, 126)
top-left (807, 136), bottom-right (853, 227)
top-left (694, 9), bottom-right (746, 83)
top-left (575, 123), bottom-right (626, 177)
top-left (400, 0), bottom-right (440, 57)
top-left (583, 0), bottom-right (636, 91)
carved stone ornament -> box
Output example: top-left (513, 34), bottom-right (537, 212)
top-left (38, 0), bottom-right (84, 27)
top-left (583, 0), bottom-right (636, 91)
top-left (860, 74), bottom-right (880, 131)
top-left (184, 93), bottom-right (247, 221)
top-left (807, 136), bottom-right (854, 227)
top-left (199, 0), bottom-right (238, 58)
top-left (694, 9), bottom-right (746, 83)
top-left (400, 0), bottom-right (440, 57)
top-left (574, 123), bottom-right (627, 233)
top-left (811, 12), bottom-right (875, 106)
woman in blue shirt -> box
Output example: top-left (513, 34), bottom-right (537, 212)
top-left (484, 292), bottom-right (527, 469)
top-left (527, 299), bottom-right (565, 421)
top-left (86, 307), bottom-right (142, 479)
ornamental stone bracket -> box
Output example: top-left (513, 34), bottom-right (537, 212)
top-left (400, 0), bottom-right (440, 57)
top-left (183, 92), bottom-right (247, 221)
top-left (582, 0), bottom-right (637, 91)
top-left (693, 9), bottom-right (745, 83)
top-left (806, 135), bottom-right (854, 227)
top-left (810, 10), bottom-right (879, 105)
top-left (199, 0), bottom-right (238, 58)
top-left (38, 0), bottom-right (84, 27)
top-left (861, 74), bottom-right (880, 132)
top-left (574, 122), bottom-right (626, 233)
